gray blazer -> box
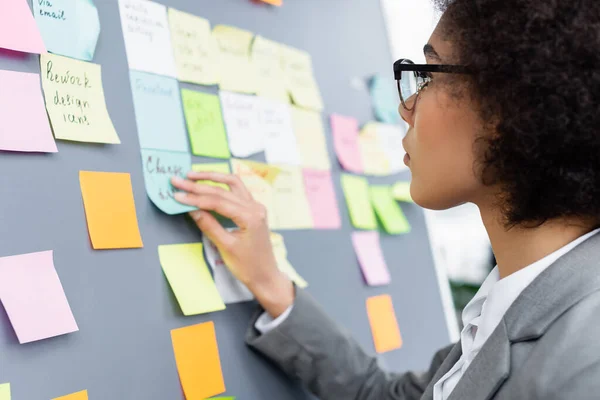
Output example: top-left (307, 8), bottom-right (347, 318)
top-left (246, 232), bottom-right (600, 399)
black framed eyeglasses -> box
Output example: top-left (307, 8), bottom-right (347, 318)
top-left (394, 58), bottom-right (471, 111)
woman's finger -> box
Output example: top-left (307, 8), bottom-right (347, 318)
top-left (185, 171), bottom-right (252, 199)
top-left (188, 210), bottom-right (235, 250)
top-left (173, 192), bottom-right (251, 229)
top-left (171, 177), bottom-right (246, 208)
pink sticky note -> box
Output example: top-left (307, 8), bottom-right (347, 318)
top-left (0, 0), bottom-right (46, 54)
top-left (303, 168), bottom-right (342, 229)
top-left (331, 114), bottom-right (363, 173)
top-left (352, 231), bottom-right (391, 286)
top-left (0, 70), bottom-right (57, 153)
top-left (0, 250), bottom-right (78, 344)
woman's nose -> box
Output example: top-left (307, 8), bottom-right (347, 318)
top-left (398, 95), bottom-right (416, 126)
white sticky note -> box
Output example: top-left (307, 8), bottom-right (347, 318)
top-left (259, 98), bottom-right (300, 166)
top-left (219, 91), bottom-right (264, 157)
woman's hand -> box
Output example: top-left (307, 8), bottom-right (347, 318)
top-left (171, 172), bottom-right (294, 317)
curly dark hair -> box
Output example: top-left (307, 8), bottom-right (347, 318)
top-left (435, 0), bottom-right (600, 226)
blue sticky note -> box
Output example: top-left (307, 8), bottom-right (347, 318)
top-left (140, 149), bottom-right (196, 215)
top-left (33, 0), bottom-right (101, 61)
top-left (370, 75), bottom-right (401, 124)
top-left (130, 71), bottom-right (189, 153)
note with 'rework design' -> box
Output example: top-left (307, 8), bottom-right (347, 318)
top-left (292, 107), bottom-right (330, 170)
top-left (281, 44), bottom-right (323, 111)
top-left (171, 322), bottom-right (226, 399)
top-left (0, 0), bottom-right (45, 54)
top-left (251, 36), bottom-right (288, 103)
top-left (220, 92), bottom-right (264, 157)
top-left (79, 171), bottom-right (143, 249)
top-left (0, 383), bottom-right (10, 400)
top-left (0, 250), bottom-right (78, 344)
top-left (40, 54), bottom-right (120, 144)
top-left (331, 114), bottom-right (363, 173)
top-left (370, 185), bottom-right (411, 234)
top-left (352, 231), bottom-right (391, 286)
top-left (213, 25), bottom-right (255, 94)
top-left (0, 70), bottom-right (57, 153)
top-left (52, 390), bottom-right (88, 400)
top-left (303, 169), bottom-right (341, 229)
top-left (366, 294), bottom-right (403, 353)
top-left (182, 89), bottom-right (230, 158)
top-left (158, 243), bottom-right (225, 315)
top-left (341, 174), bottom-right (377, 230)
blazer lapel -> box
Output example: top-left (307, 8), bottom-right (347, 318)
top-left (420, 342), bottom-right (463, 400)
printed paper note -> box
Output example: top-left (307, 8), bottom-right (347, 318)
top-left (0, 250), bottom-right (78, 344)
top-left (251, 36), bottom-right (287, 102)
top-left (231, 159), bottom-right (279, 227)
top-left (303, 169), bottom-right (341, 229)
top-left (213, 25), bottom-right (255, 94)
top-left (34, 0), bottom-right (100, 61)
top-left (359, 123), bottom-right (390, 176)
top-left (270, 233), bottom-right (308, 288)
top-left (141, 149), bottom-right (196, 214)
top-left (129, 71), bottom-right (188, 152)
top-left (171, 322), bottom-right (226, 399)
top-left (292, 107), bottom-right (330, 170)
top-left (392, 182), bottom-right (413, 202)
top-left (271, 166), bottom-right (313, 230)
top-left (203, 234), bottom-right (254, 304)
top-left (0, 70), bottom-right (57, 152)
top-left (40, 53), bottom-right (120, 144)
top-left (0, 0), bottom-right (46, 54)
top-left (192, 163), bottom-right (231, 190)
top-left (331, 114), bottom-right (363, 173)
top-left (281, 44), bottom-right (323, 111)
top-left (370, 185), bottom-right (411, 234)
top-left (158, 243), bottom-right (225, 315)
top-left (220, 92), bottom-right (264, 157)
top-left (341, 174), bottom-right (377, 230)
top-left (370, 75), bottom-right (401, 124)
top-left (52, 390), bottom-right (88, 400)
top-left (260, 99), bottom-right (300, 165)
top-left (181, 89), bottom-right (229, 158)
top-left (376, 123), bottom-right (408, 174)
top-left (352, 231), bottom-right (391, 286)
top-left (79, 171), bottom-right (144, 249)
top-left (168, 8), bottom-right (219, 85)
top-left (118, 0), bottom-right (176, 77)
top-left (0, 383), bottom-right (10, 400)
top-left (366, 294), bottom-right (403, 353)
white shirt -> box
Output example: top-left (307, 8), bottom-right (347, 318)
top-left (256, 228), bottom-right (600, 400)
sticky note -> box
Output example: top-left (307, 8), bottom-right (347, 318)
top-left (303, 169), bottom-right (341, 229)
top-left (376, 123), bottom-right (408, 174)
top-left (0, 250), bottom-right (78, 344)
top-left (370, 75), bottom-right (401, 124)
top-left (259, 0), bottom-right (282, 5)
top-left (213, 25), bottom-right (255, 94)
top-left (0, 383), bottom-right (10, 400)
top-left (192, 163), bottom-right (231, 190)
top-left (359, 123), bottom-right (390, 176)
top-left (181, 90), bottom-right (229, 158)
top-left (0, 70), bottom-right (57, 153)
top-left (0, 0), bottom-right (46, 54)
top-left (220, 92), bottom-right (264, 157)
top-left (251, 36), bottom-right (288, 103)
top-left (231, 159), bottom-right (279, 227)
top-left (352, 231), bottom-right (391, 286)
top-left (129, 71), bottom-right (188, 152)
top-left (79, 171), bottom-right (144, 249)
top-left (40, 54), bottom-right (120, 144)
top-left (259, 99), bottom-right (300, 166)
top-left (281, 44), bottom-right (323, 111)
top-left (370, 185), bottom-right (411, 234)
top-left (270, 233), bottom-right (308, 288)
top-left (341, 174), bottom-right (377, 230)
top-left (171, 321), bottom-right (226, 399)
top-left (158, 243), bottom-right (225, 315)
top-left (292, 107), bottom-right (331, 170)
top-left (168, 8), bottom-right (219, 85)
top-left (118, 0), bottom-right (176, 77)
top-left (366, 294), bottom-right (403, 353)
top-left (34, 0), bottom-right (100, 61)
top-left (207, 398), bottom-right (235, 400)
top-left (140, 149), bottom-right (196, 215)
top-left (52, 390), bottom-right (88, 400)
top-left (392, 181), bottom-right (413, 202)
top-left (331, 114), bottom-right (363, 173)
top-left (271, 166), bottom-right (313, 230)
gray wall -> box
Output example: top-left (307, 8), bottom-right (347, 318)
top-left (0, 0), bottom-right (452, 398)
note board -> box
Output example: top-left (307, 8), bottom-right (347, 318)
top-left (0, 0), bottom-right (451, 398)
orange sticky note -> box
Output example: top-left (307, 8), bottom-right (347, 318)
top-left (52, 389), bottom-right (88, 400)
top-left (366, 294), bottom-right (403, 353)
top-left (258, 0), bottom-right (283, 6)
top-left (79, 171), bottom-right (143, 250)
top-left (171, 321), bottom-right (226, 399)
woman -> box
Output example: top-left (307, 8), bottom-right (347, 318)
top-left (171, 0), bottom-right (600, 398)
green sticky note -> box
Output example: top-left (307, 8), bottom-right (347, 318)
top-left (392, 181), bottom-right (413, 202)
top-left (0, 383), bottom-right (10, 400)
top-left (370, 185), bottom-right (411, 234)
top-left (181, 89), bottom-right (230, 159)
top-left (192, 163), bottom-right (231, 191)
top-left (341, 174), bottom-right (377, 230)
top-left (158, 243), bottom-right (225, 316)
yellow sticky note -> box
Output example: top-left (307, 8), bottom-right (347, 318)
top-left (52, 390), bottom-right (88, 400)
top-left (168, 8), bottom-right (219, 85)
top-left (341, 174), bottom-right (377, 230)
top-left (79, 171), bottom-right (143, 250)
top-left (271, 165), bottom-right (313, 230)
top-left (291, 107), bottom-right (330, 170)
top-left (370, 185), bottom-right (411, 234)
top-left (251, 36), bottom-right (288, 103)
top-left (270, 233), bottom-right (308, 288)
top-left (366, 295), bottom-right (403, 353)
top-left (192, 163), bottom-right (231, 191)
top-left (360, 123), bottom-right (391, 176)
top-left (158, 243), bottom-right (225, 316)
top-left (213, 25), bottom-right (255, 94)
top-left (171, 321), bottom-right (226, 399)
top-left (0, 383), bottom-right (10, 400)
top-left (392, 182), bottom-right (413, 202)
top-left (40, 53), bottom-right (120, 144)
top-left (281, 44), bottom-right (323, 111)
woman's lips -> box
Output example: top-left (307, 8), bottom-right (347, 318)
top-left (404, 153), bottom-right (411, 166)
